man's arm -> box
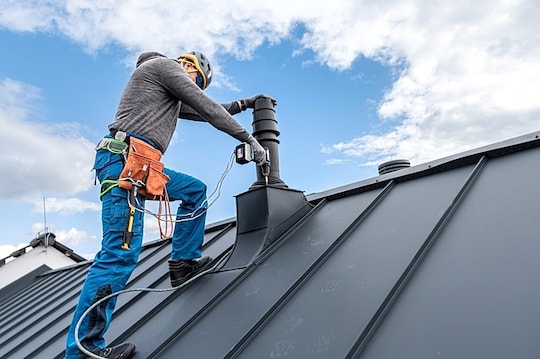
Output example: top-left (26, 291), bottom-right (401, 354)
top-left (158, 58), bottom-right (269, 164)
top-left (158, 59), bottom-right (249, 142)
top-left (179, 101), bottom-right (243, 122)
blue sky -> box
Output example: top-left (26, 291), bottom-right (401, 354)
top-left (1, 1), bottom-right (539, 259)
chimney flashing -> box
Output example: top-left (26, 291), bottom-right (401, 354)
top-left (223, 96), bottom-right (313, 270)
top-left (222, 186), bottom-right (312, 270)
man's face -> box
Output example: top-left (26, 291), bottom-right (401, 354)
top-left (182, 62), bottom-right (199, 84)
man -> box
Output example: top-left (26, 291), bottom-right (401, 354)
top-left (65, 51), bottom-right (268, 359)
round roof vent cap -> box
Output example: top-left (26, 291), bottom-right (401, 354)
top-left (378, 159), bottom-right (411, 175)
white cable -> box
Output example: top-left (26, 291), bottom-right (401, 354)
top-left (75, 251), bottom-right (231, 359)
top-left (132, 151), bottom-right (236, 224)
top-left (76, 151), bottom-right (239, 357)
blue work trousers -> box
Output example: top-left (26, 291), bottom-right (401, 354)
top-left (65, 139), bottom-right (207, 358)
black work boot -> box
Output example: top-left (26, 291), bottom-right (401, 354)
top-left (88, 342), bottom-right (136, 359)
top-left (169, 256), bottom-right (212, 287)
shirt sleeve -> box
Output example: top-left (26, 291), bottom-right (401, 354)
top-left (159, 59), bottom-right (250, 142)
top-left (179, 101), bottom-right (243, 122)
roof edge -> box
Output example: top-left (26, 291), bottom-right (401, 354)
top-left (308, 130), bottom-right (540, 203)
top-left (0, 231), bottom-right (86, 267)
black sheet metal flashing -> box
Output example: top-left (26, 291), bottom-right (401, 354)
top-left (223, 186), bottom-right (313, 270)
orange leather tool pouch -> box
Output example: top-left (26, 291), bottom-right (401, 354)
top-left (118, 137), bottom-right (169, 198)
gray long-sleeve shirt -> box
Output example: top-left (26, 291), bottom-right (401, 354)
top-left (108, 52), bottom-right (250, 153)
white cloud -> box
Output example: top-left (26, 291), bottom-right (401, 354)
top-left (311, 0), bottom-right (540, 165)
top-left (24, 222), bottom-right (98, 258)
top-left (0, 78), bottom-right (95, 200)
top-left (0, 1), bottom-right (56, 32)
top-left (30, 222), bottom-right (48, 236)
top-left (324, 158), bottom-right (351, 166)
top-left (54, 227), bottom-right (97, 248)
top-left (28, 197), bottom-right (101, 215)
top-left (0, 243), bottom-right (27, 260)
top-left (1, 0), bottom-right (540, 168)
top-left (144, 215), bottom-right (164, 241)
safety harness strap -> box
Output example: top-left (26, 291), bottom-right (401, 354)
top-left (100, 179), bottom-right (119, 199)
top-left (95, 138), bottom-right (128, 154)
top-left (95, 137), bottom-right (128, 199)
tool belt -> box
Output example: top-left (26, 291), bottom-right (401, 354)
top-left (118, 136), bottom-right (169, 198)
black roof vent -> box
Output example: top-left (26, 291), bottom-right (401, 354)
top-left (249, 96), bottom-right (287, 189)
top-left (378, 159), bottom-right (411, 175)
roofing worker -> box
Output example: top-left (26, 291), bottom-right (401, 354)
top-left (65, 51), bottom-right (268, 359)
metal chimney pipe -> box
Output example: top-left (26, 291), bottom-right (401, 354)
top-left (250, 96), bottom-right (288, 189)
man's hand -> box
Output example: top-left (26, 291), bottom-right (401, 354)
top-left (240, 94), bottom-right (277, 110)
top-left (246, 135), bottom-right (268, 166)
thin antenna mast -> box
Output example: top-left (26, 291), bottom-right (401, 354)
top-left (43, 196), bottom-right (47, 230)
top-left (43, 196), bottom-right (49, 247)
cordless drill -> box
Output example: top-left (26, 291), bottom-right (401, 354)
top-left (235, 143), bottom-right (271, 185)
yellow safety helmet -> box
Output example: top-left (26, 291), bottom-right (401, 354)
top-left (178, 51), bottom-right (213, 90)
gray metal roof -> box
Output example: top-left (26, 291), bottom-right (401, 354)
top-left (1, 130), bottom-right (540, 359)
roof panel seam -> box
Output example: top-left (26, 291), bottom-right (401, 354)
top-left (347, 155), bottom-right (489, 358)
top-left (224, 182), bottom-right (396, 358)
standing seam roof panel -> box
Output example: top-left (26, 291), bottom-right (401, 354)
top-left (360, 147), bottom-right (540, 359)
top-left (237, 164), bottom-right (476, 358)
top-left (155, 189), bottom-right (385, 358)
top-left (97, 227), bottom-right (238, 358)
top-left (2, 131), bottom-right (540, 359)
